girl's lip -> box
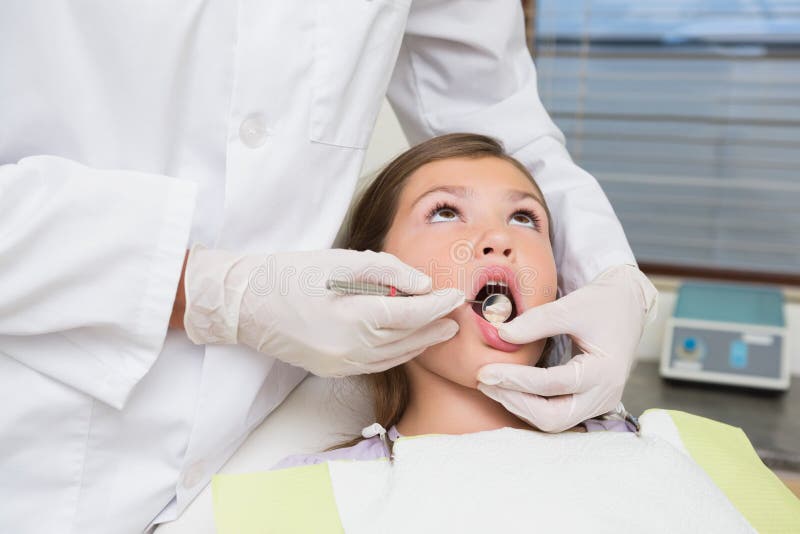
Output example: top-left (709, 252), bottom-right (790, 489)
top-left (471, 307), bottom-right (522, 353)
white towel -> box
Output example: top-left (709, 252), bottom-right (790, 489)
top-left (327, 410), bottom-right (754, 533)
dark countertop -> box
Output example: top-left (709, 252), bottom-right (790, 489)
top-left (623, 361), bottom-right (800, 472)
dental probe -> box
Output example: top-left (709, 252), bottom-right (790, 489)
top-left (325, 279), bottom-right (514, 324)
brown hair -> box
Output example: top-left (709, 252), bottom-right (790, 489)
top-left (331, 133), bottom-right (554, 452)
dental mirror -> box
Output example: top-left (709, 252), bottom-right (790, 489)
top-left (468, 293), bottom-right (513, 324)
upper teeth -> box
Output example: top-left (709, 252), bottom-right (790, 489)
top-left (486, 280), bottom-right (508, 287)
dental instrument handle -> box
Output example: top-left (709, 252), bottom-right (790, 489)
top-left (326, 279), bottom-right (410, 297)
top-left (326, 279), bottom-right (481, 303)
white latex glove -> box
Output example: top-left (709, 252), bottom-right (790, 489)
top-left (183, 244), bottom-right (464, 377)
top-left (476, 264), bottom-right (658, 432)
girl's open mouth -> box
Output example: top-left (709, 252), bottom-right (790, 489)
top-left (470, 298), bottom-right (522, 353)
top-left (470, 281), bottom-right (517, 323)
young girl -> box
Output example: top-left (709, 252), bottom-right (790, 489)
top-left (272, 133), bottom-right (635, 470)
top-left (212, 134), bottom-right (796, 534)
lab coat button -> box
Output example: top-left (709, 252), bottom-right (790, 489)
top-left (239, 115), bottom-right (267, 148)
top-left (182, 462), bottom-right (205, 489)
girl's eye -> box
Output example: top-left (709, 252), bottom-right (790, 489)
top-left (509, 210), bottom-right (540, 229)
top-left (426, 202), bottom-right (461, 223)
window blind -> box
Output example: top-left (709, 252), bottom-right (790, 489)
top-left (532, 0), bottom-right (800, 276)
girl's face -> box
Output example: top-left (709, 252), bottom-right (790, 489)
top-left (382, 156), bottom-right (557, 388)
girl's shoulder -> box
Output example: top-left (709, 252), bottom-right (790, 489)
top-left (271, 435), bottom-right (390, 471)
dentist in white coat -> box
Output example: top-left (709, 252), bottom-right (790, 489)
top-left (0, 1), bottom-right (656, 533)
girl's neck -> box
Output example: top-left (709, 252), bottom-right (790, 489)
top-left (395, 361), bottom-right (532, 437)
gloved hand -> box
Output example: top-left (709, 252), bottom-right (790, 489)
top-left (476, 264), bottom-right (658, 432)
top-left (183, 244), bottom-right (464, 377)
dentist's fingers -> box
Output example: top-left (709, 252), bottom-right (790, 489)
top-left (476, 354), bottom-right (624, 430)
top-left (339, 249), bottom-right (433, 295)
top-left (495, 298), bottom-right (573, 345)
top-left (355, 351), bottom-right (423, 374)
top-left (356, 345), bottom-right (433, 374)
top-left (477, 354), bottom-right (602, 397)
top-left (353, 318), bottom-right (460, 371)
top-left (476, 383), bottom-right (577, 433)
top-left (372, 288), bottom-right (465, 330)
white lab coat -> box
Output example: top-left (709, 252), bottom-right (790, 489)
top-left (0, 1), bottom-right (635, 533)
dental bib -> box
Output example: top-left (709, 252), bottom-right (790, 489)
top-left (213, 410), bottom-right (800, 533)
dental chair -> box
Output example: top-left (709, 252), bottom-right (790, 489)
top-left (155, 374), bottom-right (371, 534)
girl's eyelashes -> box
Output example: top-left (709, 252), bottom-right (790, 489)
top-left (425, 201), bottom-right (542, 231)
top-left (425, 202), bottom-right (461, 223)
top-left (426, 201), bottom-right (461, 223)
top-left (509, 208), bottom-right (541, 230)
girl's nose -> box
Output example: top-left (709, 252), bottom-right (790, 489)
top-left (475, 230), bottom-right (514, 260)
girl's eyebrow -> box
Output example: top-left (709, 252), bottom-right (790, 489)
top-left (411, 185), bottom-right (545, 210)
top-left (410, 185), bottom-right (474, 209)
top-left (505, 188), bottom-right (546, 209)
